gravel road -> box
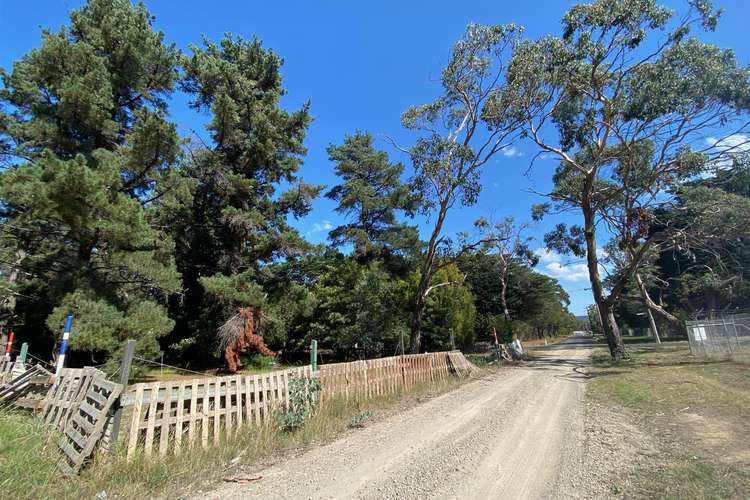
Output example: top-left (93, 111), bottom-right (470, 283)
top-left (205, 334), bottom-right (596, 500)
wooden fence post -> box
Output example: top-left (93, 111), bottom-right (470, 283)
top-left (0, 332), bottom-right (7, 357)
top-left (108, 339), bottom-right (136, 453)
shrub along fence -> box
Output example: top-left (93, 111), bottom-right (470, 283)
top-left (0, 348), bottom-right (475, 472)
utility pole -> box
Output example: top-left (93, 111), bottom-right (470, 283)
top-left (646, 308), bottom-right (661, 344)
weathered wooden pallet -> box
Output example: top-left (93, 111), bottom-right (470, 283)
top-left (446, 350), bottom-right (475, 377)
top-left (0, 364), bottom-right (52, 407)
top-left (57, 377), bottom-right (123, 474)
top-left (13, 372), bottom-right (55, 411)
top-left (0, 357), bottom-right (14, 385)
top-left (42, 367), bottom-right (105, 431)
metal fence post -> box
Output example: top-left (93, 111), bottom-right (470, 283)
top-left (109, 339), bottom-right (136, 453)
top-left (19, 342), bottom-right (28, 363)
top-left (310, 339), bottom-right (318, 373)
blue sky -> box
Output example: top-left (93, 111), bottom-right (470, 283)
top-left (2, 0), bottom-right (749, 315)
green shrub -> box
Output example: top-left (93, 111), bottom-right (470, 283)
top-left (349, 409), bottom-right (373, 428)
top-left (247, 354), bottom-right (276, 370)
top-left (278, 377), bottom-right (321, 431)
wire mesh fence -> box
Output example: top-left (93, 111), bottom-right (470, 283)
top-left (685, 314), bottom-right (750, 360)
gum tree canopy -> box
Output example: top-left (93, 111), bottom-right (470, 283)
top-left (506, 0), bottom-right (750, 359)
top-left (402, 24), bottom-right (525, 353)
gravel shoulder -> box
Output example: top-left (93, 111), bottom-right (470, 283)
top-left (205, 335), bottom-right (598, 500)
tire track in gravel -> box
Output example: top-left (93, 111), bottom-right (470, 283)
top-left (203, 334), bottom-right (595, 500)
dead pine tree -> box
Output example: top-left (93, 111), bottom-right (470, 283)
top-left (217, 306), bottom-right (275, 373)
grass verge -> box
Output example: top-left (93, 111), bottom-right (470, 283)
top-left (589, 344), bottom-right (750, 498)
top-left (0, 411), bottom-right (60, 493)
top-left (1, 376), bottom-right (467, 499)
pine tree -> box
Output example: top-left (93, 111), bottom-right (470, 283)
top-left (0, 0), bottom-right (182, 362)
top-left (170, 35), bottom-right (321, 359)
top-left (325, 132), bottom-right (417, 260)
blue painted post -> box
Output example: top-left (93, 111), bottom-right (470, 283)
top-left (55, 314), bottom-right (74, 377)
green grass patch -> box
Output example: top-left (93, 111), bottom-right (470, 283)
top-left (629, 459), bottom-right (750, 500)
top-left (465, 353), bottom-right (490, 367)
top-left (592, 334), bottom-right (687, 345)
top-left (0, 411), bottom-right (60, 497)
top-left (591, 345), bottom-right (750, 413)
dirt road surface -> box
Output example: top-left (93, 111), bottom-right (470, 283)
top-left (205, 334), bottom-right (596, 500)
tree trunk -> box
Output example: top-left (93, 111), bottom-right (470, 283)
top-left (635, 272), bottom-right (686, 337)
top-left (581, 178), bottom-right (627, 360)
top-left (409, 202), bottom-right (448, 353)
top-left (0, 248), bottom-right (26, 332)
top-left (635, 273), bottom-right (660, 343)
top-left (499, 258), bottom-right (511, 322)
top-left (600, 302), bottom-right (627, 360)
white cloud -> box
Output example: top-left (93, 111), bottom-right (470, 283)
top-left (307, 220), bottom-right (333, 236)
top-left (502, 146), bottom-right (523, 158)
top-left (705, 134), bottom-right (750, 169)
top-left (535, 247), bottom-right (562, 264)
top-left (534, 247), bottom-right (604, 283)
top-left (542, 261), bottom-right (591, 282)
top-left (705, 133), bottom-right (750, 153)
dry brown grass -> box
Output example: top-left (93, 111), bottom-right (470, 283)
top-left (2, 376), bottom-right (467, 499)
top-left (589, 344), bottom-right (750, 498)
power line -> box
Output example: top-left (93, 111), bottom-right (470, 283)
top-left (22, 350), bottom-right (55, 369)
top-left (132, 356), bottom-right (207, 376)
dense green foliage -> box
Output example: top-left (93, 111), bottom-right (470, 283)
top-left (325, 132), bottom-right (418, 260)
top-left (614, 158), bottom-right (750, 326)
top-left (0, 0), bottom-right (181, 362)
top-left (506, 0), bottom-right (750, 357)
top-left (460, 253), bottom-right (576, 343)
